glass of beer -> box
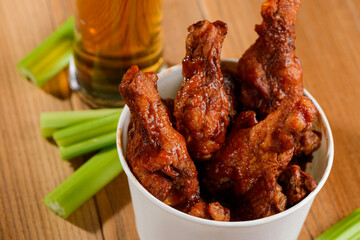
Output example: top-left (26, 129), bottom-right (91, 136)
top-left (69, 0), bottom-right (164, 107)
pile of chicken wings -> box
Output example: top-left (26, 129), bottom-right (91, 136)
top-left (119, 0), bottom-right (320, 221)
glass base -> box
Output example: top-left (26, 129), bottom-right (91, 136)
top-left (68, 56), bottom-right (166, 108)
top-left (68, 57), bottom-right (125, 108)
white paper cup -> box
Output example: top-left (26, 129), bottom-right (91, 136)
top-left (116, 59), bottom-right (334, 240)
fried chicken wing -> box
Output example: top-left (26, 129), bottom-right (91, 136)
top-left (278, 165), bottom-right (317, 205)
top-left (233, 172), bottom-right (287, 220)
top-left (174, 20), bottom-right (230, 161)
top-left (237, 0), bottom-right (303, 117)
top-left (119, 66), bottom-right (200, 208)
top-left (204, 96), bottom-right (317, 219)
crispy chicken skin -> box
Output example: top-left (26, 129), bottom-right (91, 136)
top-left (174, 20), bottom-right (230, 161)
top-left (294, 130), bottom-right (321, 156)
top-left (161, 98), bottom-right (176, 128)
top-left (231, 110), bottom-right (258, 132)
top-left (188, 200), bottom-right (230, 221)
top-left (278, 165), bottom-right (317, 205)
top-left (204, 96), bottom-right (317, 219)
top-left (237, 0), bottom-right (303, 117)
top-left (234, 173), bottom-right (287, 220)
top-left (222, 66), bottom-right (240, 123)
top-left (120, 66), bottom-right (200, 208)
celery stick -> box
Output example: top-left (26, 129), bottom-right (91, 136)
top-left (44, 147), bottom-right (122, 218)
top-left (41, 127), bottom-right (57, 138)
top-left (53, 111), bottom-right (122, 147)
top-left (40, 108), bottom-right (122, 137)
top-left (59, 131), bottom-right (117, 160)
top-left (17, 17), bottom-right (74, 87)
top-left (316, 208), bottom-right (360, 240)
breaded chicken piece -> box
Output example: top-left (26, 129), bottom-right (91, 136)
top-left (174, 20), bottom-right (230, 161)
top-left (120, 66), bottom-right (200, 208)
top-left (204, 96), bottom-right (317, 219)
top-left (237, 0), bottom-right (303, 118)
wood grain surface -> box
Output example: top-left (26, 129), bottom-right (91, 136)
top-left (0, 0), bottom-right (359, 239)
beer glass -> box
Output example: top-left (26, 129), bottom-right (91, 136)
top-left (70, 0), bottom-right (163, 107)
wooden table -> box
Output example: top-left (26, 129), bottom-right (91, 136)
top-left (1, 0), bottom-right (359, 239)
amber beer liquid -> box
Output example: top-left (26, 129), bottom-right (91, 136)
top-left (70, 0), bottom-right (163, 107)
